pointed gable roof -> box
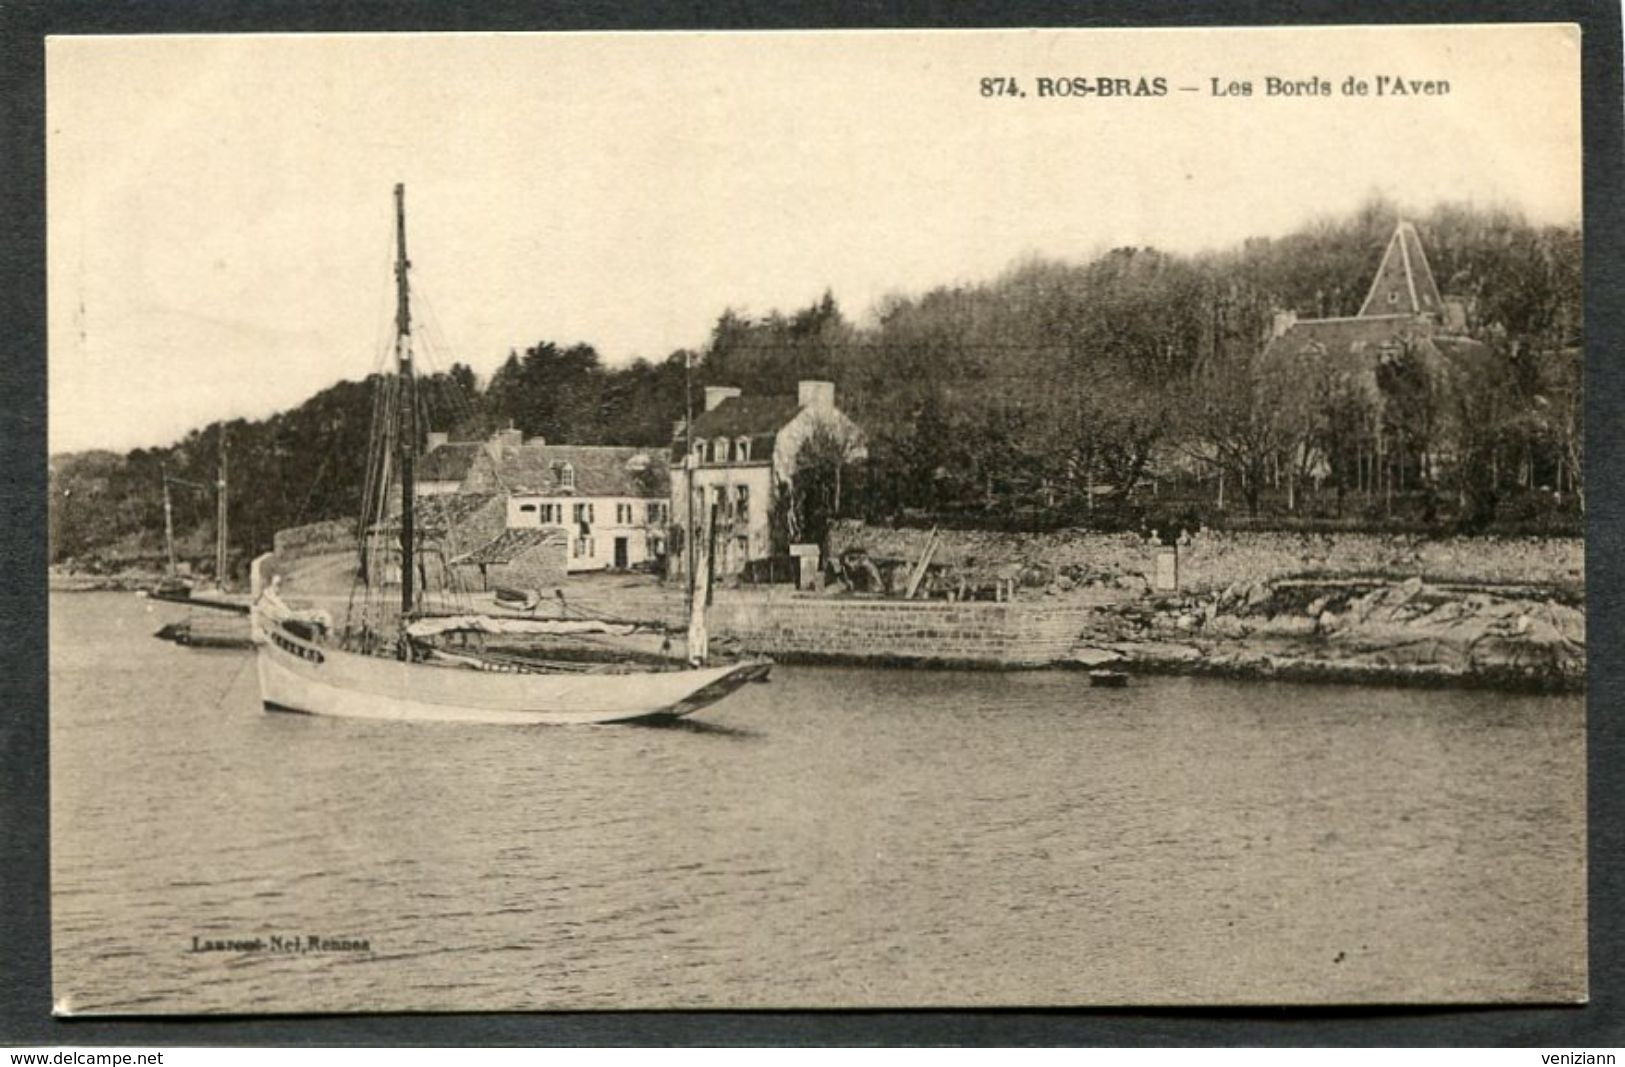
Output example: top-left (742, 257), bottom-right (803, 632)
top-left (1358, 220), bottom-right (1444, 318)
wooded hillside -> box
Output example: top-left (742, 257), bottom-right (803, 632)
top-left (49, 197), bottom-right (1582, 579)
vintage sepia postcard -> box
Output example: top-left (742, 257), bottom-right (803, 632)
top-left (47, 24), bottom-right (1585, 1014)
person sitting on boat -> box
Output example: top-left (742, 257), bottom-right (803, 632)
top-left (257, 575), bottom-right (333, 642)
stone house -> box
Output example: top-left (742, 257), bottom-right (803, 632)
top-left (670, 379), bottom-right (866, 578)
top-left (434, 429), bottom-right (672, 574)
top-left (1261, 220), bottom-right (1489, 484)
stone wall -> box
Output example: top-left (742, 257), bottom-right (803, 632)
top-left (273, 518), bottom-right (357, 558)
top-left (830, 521), bottom-right (1583, 593)
top-left (707, 591), bottom-right (1085, 667)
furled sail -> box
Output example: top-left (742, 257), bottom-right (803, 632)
top-left (404, 615), bottom-right (642, 639)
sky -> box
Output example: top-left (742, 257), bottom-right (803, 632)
top-left (46, 25), bottom-right (1581, 454)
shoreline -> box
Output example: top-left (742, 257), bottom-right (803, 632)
top-left (1066, 642), bottom-right (1584, 694)
top-left (65, 552), bottom-right (1585, 693)
top-left (724, 645), bottom-right (1582, 693)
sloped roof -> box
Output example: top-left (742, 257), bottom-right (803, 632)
top-left (453, 528), bottom-right (567, 565)
top-left (382, 491), bottom-right (499, 535)
top-left (484, 444), bottom-right (670, 498)
top-left (1263, 314), bottom-right (1488, 374)
top-left (673, 395), bottom-right (803, 461)
top-left (1358, 221), bottom-right (1444, 318)
top-left (1267, 314), bottom-right (1426, 363)
top-left (418, 442), bottom-right (483, 483)
top-left (690, 395), bottom-right (803, 438)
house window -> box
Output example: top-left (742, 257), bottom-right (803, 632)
top-left (713, 437), bottom-right (729, 464)
top-left (692, 443), bottom-right (705, 466)
top-left (616, 503), bottom-right (633, 525)
top-left (540, 503), bottom-right (559, 524)
top-left (646, 501), bottom-right (667, 525)
top-left (519, 503), bottom-right (537, 513)
top-left (573, 502), bottom-right (595, 525)
top-left (558, 462), bottom-right (575, 490)
top-left (574, 535), bottom-right (590, 558)
top-left (735, 485), bottom-right (750, 518)
top-left (736, 437), bottom-right (751, 462)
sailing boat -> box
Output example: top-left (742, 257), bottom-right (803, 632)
top-left (151, 435), bottom-right (257, 647)
top-left (249, 185), bottom-right (769, 725)
top-left (150, 435), bottom-right (241, 605)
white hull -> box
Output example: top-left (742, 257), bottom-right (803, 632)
top-left (252, 612), bottom-right (767, 726)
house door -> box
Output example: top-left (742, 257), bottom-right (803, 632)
top-left (614, 537), bottom-right (629, 569)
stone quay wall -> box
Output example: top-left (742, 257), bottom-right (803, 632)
top-left (707, 591), bottom-right (1085, 668)
top-left (273, 518), bottom-right (357, 559)
top-left (831, 522), bottom-right (1583, 593)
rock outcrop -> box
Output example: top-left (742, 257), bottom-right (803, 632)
top-left (1073, 577), bottom-right (1584, 690)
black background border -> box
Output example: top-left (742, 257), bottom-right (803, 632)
top-left (3, 0), bottom-right (1621, 1047)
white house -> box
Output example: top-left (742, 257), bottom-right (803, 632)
top-left (670, 379), bottom-right (866, 577)
top-left (428, 429), bottom-right (671, 574)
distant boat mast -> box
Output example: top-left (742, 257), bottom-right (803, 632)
top-left (215, 428), bottom-right (228, 587)
top-left (394, 183), bottom-right (417, 618)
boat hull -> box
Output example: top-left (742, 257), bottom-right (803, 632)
top-left (253, 615), bottom-right (768, 726)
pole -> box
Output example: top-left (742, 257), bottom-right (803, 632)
top-left (216, 429), bottom-right (228, 588)
top-left (395, 182), bottom-right (416, 619)
top-left (684, 349), bottom-right (695, 587)
top-left (706, 502), bottom-right (719, 608)
top-left (162, 467), bottom-right (176, 578)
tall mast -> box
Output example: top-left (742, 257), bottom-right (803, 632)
top-left (215, 429), bottom-right (228, 587)
top-left (684, 349), bottom-right (696, 591)
top-left (161, 465), bottom-right (176, 578)
top-left (395, 183), bottom-right (416, 617)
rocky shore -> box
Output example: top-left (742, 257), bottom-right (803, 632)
top-left (204, 538), bottom-right (1589, 692)
top-left (49, 568), bottom-right (164, 593)
top-left (1068, 576), bottom-right (1585, 692)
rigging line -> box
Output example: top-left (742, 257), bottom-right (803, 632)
top-left (409, 336), bottom-right (471, 438)
top-left (357, 373), bottom-right (390, 554)
top-left (367, 202), bottom-right (400, 377)
top-left (211, 647), bottom-right (255, 711)
top-left (353, 370), bottom-right (401, 638)
top-left (412, 290), bottom-right (482, 430)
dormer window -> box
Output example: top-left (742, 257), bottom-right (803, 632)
top-left (557, 462), bottom-right (575, 490)
top-left (691, 442), bottom-right (705, 466)
top-left (736, 436), bottom-right (751, 462)
top-left (712, 437), bottom-right (729, 464)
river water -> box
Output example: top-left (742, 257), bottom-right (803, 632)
top-left (50, 592), bottom-right (1586, 1013)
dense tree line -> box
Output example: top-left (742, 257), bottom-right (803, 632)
top-left (48, 198), bottom-right (1583, 577)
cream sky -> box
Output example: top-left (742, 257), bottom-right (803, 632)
top-left (46, 25), bottom-right (1581, 454)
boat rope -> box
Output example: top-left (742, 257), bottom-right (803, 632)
top-left (211, 649), bottom-right (255, 711)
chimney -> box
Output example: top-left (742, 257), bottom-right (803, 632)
top-left (425, 431), bottom-right (449, 452)
top-left (797, 380), bottom-right (835, 411)
top-left (671, 418), bottom-right (688, 442)
top-left (704, 385), bottom-right (742, 412)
